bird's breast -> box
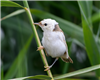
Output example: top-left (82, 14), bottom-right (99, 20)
top-left (42, 32), bottom-right (66, 58)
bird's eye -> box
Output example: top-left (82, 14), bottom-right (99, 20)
top-left (44, 23), bottom-right (47, 26)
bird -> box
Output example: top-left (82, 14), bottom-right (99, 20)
top-left (34, 19), bottom-right (73, 71)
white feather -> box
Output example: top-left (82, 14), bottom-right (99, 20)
top-left (42, 31), bottom-right (66, 58)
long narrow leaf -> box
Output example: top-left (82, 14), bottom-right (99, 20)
top-left (1, 1), bottom-right (24, 8)
top-left (1, 12), bottom-right (32, 35)
top-left (78, 1), bottom-right (100, 76)
top-left (4, 34), bottom-right (33, 80)
top-left (54, 64), bottom-right (100, 79)
top-left (9, 75), bottom-right (51, 80)
top-left (78, 1), bottom-right (92, 27)
top-left (1, 9), bottom-right (25, 21)
top-left (91, 11), bottom-right (100, 23)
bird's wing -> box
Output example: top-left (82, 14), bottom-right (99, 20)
top-left (59, 32), bottom-right (69, 58)
top-left (59, 32), bottom-right (73, 63)
top-left (53, 24), bottom-right (73, 61)
top-left (53, 24), bottom-right (68, 54)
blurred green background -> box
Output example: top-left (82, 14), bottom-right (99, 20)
top-left (1, 1), bottom-right (100, 80)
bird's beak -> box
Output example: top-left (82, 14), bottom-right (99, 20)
top-left (34, 23), bottom-right (40, 26)
top-left (34, 22), bottom-right (43, 27)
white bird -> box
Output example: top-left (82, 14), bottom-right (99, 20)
top-left (34, 19), bottom-right (73, 71)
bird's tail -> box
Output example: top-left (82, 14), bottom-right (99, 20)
top-left (61, 57), bottom-right (73, 63)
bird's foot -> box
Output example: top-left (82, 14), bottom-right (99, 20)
top-left (44, 58), bottom-right (58, 71)
top-left (37, 46), bottom-right (44, 51)
top-left (44, 66), bottom-right (52, 71)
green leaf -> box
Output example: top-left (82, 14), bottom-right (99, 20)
top-left (49, 1), bottom-right (80, 19)
top-left (78, 1), bottom-right (93, 27)
top-left (78, 1), bottom-right (100, 76)
top-left (4, 34), bottom-right (33, 80)
top-left (54, 64), bottom-right (100, 79)
top-left (78, 1), bottom-right (92, 19)
top-left (9, 75), bottom-right (51, 80)
top-left (1, 1), bottom-right (24, 8)
top-left (1, 12), bottom-right (32, 35)
top-left (1, 67), bottom-right (3, 80)
top-left (91, 11), bottom-right (100, 23)
top-left (1, 9), bottom-right (25, 21)
top-left (0, 0), bottom-right (9, 1)
top-left (96, 23), bottom-right (100, 42)
top-left (82, 18), bottom-right (100, 76)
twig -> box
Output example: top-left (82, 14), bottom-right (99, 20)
top-left (23, 0), bottom-right (54, 79)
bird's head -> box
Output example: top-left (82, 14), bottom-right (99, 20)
top-left (34, 19), bottom-right (58, 32)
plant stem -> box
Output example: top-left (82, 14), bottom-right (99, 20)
top-left (23, 0), bottom-right (53, 79)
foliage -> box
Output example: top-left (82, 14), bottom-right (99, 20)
top-left (1, 1), bottom-right (100, 80)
